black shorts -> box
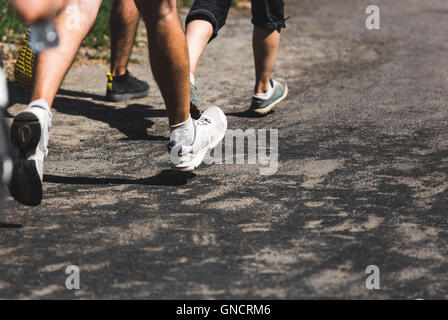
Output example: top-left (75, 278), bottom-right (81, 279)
top-left (186, 0), bottom-right (286, 41)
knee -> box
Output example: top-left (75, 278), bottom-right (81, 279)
top-left (135, 0), bottom-right (178, 21)
top-left (60, 0), bottom-right (102, 30)
top-left (78, 0), bottom-right (102, 23)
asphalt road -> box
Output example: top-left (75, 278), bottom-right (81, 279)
top-left (1, 0), bottom-right (447, 299)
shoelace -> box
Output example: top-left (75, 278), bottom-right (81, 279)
top-left (196, 117), bottom-right (212, 126)
top-left (127, 72), bottom-right (137, 80)
top-left (114, 71), bottom-right (139, 84)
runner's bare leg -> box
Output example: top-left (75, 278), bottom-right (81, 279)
top-left (135, 0), bottom-right (189, 125)
top-left (185, 20), bottom-right (213, 77)
top-left (31, 0), bottom-right (103, 107)
top-left (110, 0), bottom-right (140, 76)
top-left (252, 27), bottom-right (280, 94)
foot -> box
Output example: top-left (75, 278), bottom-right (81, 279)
top-left (8, 105), bottom-right (51, 206)
top-left (249, 79), bottom-right (288, 115)
top-left (105, 70), bottom-right (150, 101)
top-left (190, 82), bottom-right (203, 120)
top-left (169, 106), bottom-right (227, 171)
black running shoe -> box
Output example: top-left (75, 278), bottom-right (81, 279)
top-left (105, 70), bottom-right (150, 101)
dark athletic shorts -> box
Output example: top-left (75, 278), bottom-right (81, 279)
top-left (186, 0), bottom-right (286, 41)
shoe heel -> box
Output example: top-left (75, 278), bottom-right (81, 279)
top-left (11, 112), bottom-right (41, 157)
top-left (8, 158), bottom-right (43, 206)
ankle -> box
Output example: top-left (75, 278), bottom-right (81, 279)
top-left (254, 80), bottom-right (272, 94)
top-left (27, 99), bottom-right (53, 126)
top-left (170, 116), bottom-right (194, 146)
top-left (111, 68), bottom-right (127, 77)
top-left (28, 99), bottom-right (51, 114)
top-left (170, 116), bottom-right (193, 132)
top-left (254, 79), bottom-right (273, 98)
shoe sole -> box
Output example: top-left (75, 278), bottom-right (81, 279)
top-left (14, 37), bottom-right (36, 93)
top-left (252, 83), bottom-right (289, 115)
top-left (8, 112), bottom-right (43, 206)
top-left (105, 89), bottom-right (150, 102)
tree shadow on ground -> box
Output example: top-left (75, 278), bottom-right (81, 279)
top-left (226, 110), bottom-right (274, 118)
top-left (57, 88), bottom-right (105, 101)
top-left (44, 169), bottom-right (196, 187)
top-left (5, 81), bottom-right (29, 116)
top-left (6, 83), bottom-right (166, 141)
top-left (0, 222), bottom-right (23, 229)
top-left (6, 82), bottom-right (105, 105)
top-left (53, 97), bottom-right (169, 141)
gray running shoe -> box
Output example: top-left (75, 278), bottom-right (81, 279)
top-left (249, 79), bottom-right (288, 115)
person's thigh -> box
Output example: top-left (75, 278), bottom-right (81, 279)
top-left (251, 0), bottom-right (286, 30)
top-left (186, 0), bottom-right (232, 41)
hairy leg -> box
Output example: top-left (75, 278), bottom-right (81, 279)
top-left (31, 0), bottom-right (102, 106)
top-left (135, 0), bottom-right (189, 125)
top-left (110, 0), bottom-right (140, 76)
top-left (185, 20), bottom-right (213, 76)
top-left (252, 27), bottom-right (280, 94)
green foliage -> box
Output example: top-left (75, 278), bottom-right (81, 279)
top-left (0, 2), bottom-right (28, 43)
top-left (82, 0), bottom-right (113, 48)
top-left (0, 0), bottom-right (242, 48)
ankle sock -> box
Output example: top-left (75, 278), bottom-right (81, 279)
top-left (26, 99), bottom-right (52, 125)
top-left (26, 99), bottom-right (52, 156)
top-left (170, 116), bottom-right (195, 146)
top-left (190, 73), bottom-right (196, 86)
top-left (254, 80), bottom-right (274, 99)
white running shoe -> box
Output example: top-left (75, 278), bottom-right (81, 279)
top-left (8, 105), bottom-right (51, 206)
top-left (169, 106), bottom-right (227, 171)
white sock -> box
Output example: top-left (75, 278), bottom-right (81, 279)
top-left (170, 116), bottom-right (195, 146)
top-left (26, 99), bottom-right (52, 124)
top-left (254, 81), bottom-right (274, 99)
top-left (26, 99), bottom-right (52, 156)
top-left (190, 73), bottom-right (196, 86)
